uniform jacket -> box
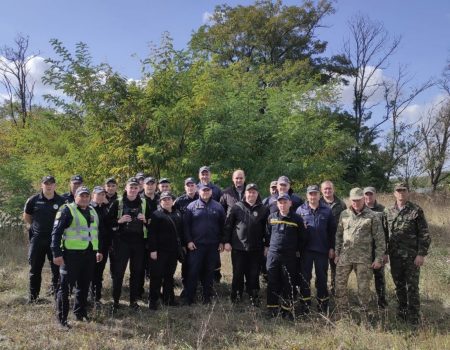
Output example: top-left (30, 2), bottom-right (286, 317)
top-left (224, 199), bottom-right (269, 251)
top-left (109, 194), bottom-right (150, 243)
top-left (148, 208), bottom-right (184, 252)
top-left (320, 196), bottom-right (347, 224)
top-left (335, 206), bottom-right (385, 264)
top-left (220, 184), bottom-right (245, 217)
top-left (383, 201), bottom-right (431, 258)
top-left (265, 211), bottom-right (306, 254)
top-left (51, 204), bottom-right (105, 258)
top-left (174, 193), bottom-right (199, 215)
top-left (90, 201), bottom-right (113, 253)
top-left (183, 198), bottom-right (225, 246)
top-left (296, 202), bottom-right (336, 254)
top-left (24, 192), bottom-right (65, 239)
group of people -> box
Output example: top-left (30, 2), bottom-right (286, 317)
top-left (23, 166), bottom-right (431, 329)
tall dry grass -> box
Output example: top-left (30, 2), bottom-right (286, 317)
top-left (0, 193), bottom-right (448, 349)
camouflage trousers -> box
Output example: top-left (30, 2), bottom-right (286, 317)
top-left (335, 262), bottom-right (372, 310)
top-left (389, 255), bottom-right (420, 321)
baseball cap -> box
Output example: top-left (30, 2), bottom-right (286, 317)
top-left (198, 183), bottom-right (211, 191)
top-left (270, 180), bottom-right (278, 188)
top-left (277, 176), bottom-right (290, 185)
top-left (144, 177), bottom-right (156, 184)
top-left (159, 191), bottom-right (173, 200)
top-left (306, 185), bottom-right (320, 193)
top-left (70, 174), bottom-right (83, 183)
top-left (363, 186), bottom-right (376, 194)
top-left (184, 177), bottom-right (196, 185)
top-left (127, 177), bottom-right (139, 185)
top-left (277, 193), bottom-right (291, 201)
top-left (41, 175), bottom-right (55, 184)
top-left (158, 178), bottom-right (170, 184)
top-left (92, 186), bottom-right (106, 194)
top-left (199, 166), bottom-right (210, 173)
top-left (135, 172), bottom-right (145, 180)
top-left (105, 177), bottom-right (117, 185)
top-left (245, 183), bottom-right (259, 191)
top-left (349, 188), bottom-right (364, 200)
top-left (75, 186), bottom-right (90, 196)
top-left (394, 182), bottom-right (409, 191)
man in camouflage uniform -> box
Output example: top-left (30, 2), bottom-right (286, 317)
top-left (334, 188), bottom-right (384, 311)
top-left (364, 186), bottom-right (388, 308)
top-left (383, 182), bottom-right (431, 324)
top-left (320, 180), bottom-right (347, 295)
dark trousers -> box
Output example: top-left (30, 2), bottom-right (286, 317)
top-left (266, 251), bottom-right (297, 311)
top-left (90, 250), bottom-right (109, 302)
top-left (28, 236), bottom-right (60, 299)
top-left (112, 239), bottom-right (145, 304)
top-left (186, 244), bottom-right (219, 303)
top-left (300, 250), bottom-right (329, 308)
top-left (231, 250), bottom-right (261, 298)
top-left (372, 246), bottom-right (387, 303)
top-left (390, 255), bottom-right (421, 320)
top-left (137, 248), bottom-right (150, 298)
top-left (373, 266), bottom-right (387, 303)
top-left (149, 251), bottom-right (178, 304)
top-left (56, 250), bottom-right (95, 324)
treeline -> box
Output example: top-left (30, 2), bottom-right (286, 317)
top-left (0, 0), bottom-right (448, 215)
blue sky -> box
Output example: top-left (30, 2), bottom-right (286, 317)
top-left (1, 0), bottom-right (449, 115)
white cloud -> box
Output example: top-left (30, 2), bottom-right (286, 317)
top-left (0, 55), bottom-right (61, 103)
top-left (403, 93), bottom-right (449, 124)
top-left (202, 11), bottom-right (213, 24)
top-left (337, 66), bottom-right (389, 108)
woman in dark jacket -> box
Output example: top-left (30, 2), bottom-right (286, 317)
top-left (147, 192), bottom-right (184, 310)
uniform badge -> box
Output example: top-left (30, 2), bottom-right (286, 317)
top-left (53, 204), bottom-right (59, 210)
top-left (253, 212), bottom-right (258, 217)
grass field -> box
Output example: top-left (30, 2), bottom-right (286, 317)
top-left (0, 193), bottom-right (449, 349)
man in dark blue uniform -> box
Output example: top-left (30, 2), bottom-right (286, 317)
top-left (265, 194), bottom-right (306, 319)
top-left (61, 175), bottom-right (83, 204)
top-left (198, 166), bottom-right (223, 282)
top-left (174, 177), bottom-right (199, 295)
top-left (51, 186), bottom-right (104, 329)
top-left (23, 175), bottom-right (65, 302)
top-left (183, 184), bottom-right (225, 304)
top-left (296, 185), bottom-right (336, 314)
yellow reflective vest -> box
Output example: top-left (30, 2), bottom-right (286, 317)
top-left (63, 203), bottom-right (99, 250)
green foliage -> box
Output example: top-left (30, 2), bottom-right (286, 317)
top-left (190, 0), bottom-right (334, 67)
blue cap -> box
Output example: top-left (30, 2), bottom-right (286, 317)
top-left (198, 183), bottom-right (211, 191)
top-left (277, 193), bottom-right (291, 201)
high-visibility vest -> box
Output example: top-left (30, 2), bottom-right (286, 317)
top-left (63, 203), bottom-right (99, 250)
top-left (117, 196), bottom-right (148, 238)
